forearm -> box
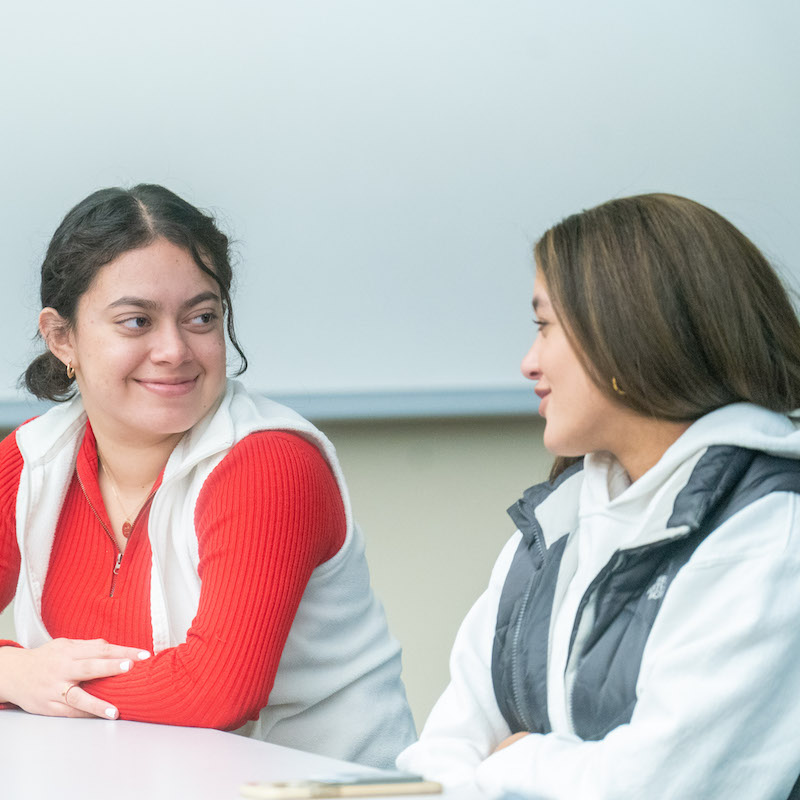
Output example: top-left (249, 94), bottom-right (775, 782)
top-left (81, 534), bottom-right (316, 728)
top-left (81, 609), bottom-right (293, 729)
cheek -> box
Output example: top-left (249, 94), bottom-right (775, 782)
top-left (194, 333), bottom-right (228, 389)
top-left (75, 331), bottom-right (135, 373)
top-left (206, 334), bottom-right (227, 370)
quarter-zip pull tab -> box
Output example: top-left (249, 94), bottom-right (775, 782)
top-left (113, 552), bottom-right (123, 575)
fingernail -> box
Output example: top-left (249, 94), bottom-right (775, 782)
top-left (105, 707), bottom-right (118, 719)
top-left (120, 660), bottom-right (132, 672)
top-left (137, 651), bottom-right (151, 660)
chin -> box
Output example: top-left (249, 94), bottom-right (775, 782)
top-left (542, 429), bottom-right (585, 459)
top-left (542, 426), bottom-right (563, 455)
top-left (136, 408), bottom-right (206, 438)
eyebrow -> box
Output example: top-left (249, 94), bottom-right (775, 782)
top-left (108, 291), bottom-right (221, 311)
top-left (532, 296), bottom-right (550, 312)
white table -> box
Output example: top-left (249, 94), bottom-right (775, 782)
top-left (0, 709), bottom-right (487, 799)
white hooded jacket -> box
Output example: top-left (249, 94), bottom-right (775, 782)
top-left (399, 403), bottom-right (800, 798)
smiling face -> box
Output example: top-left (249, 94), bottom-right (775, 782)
top-left (520, 271), bottom-right (627, 458)
top-left (43, 237), bottom-right (227, 447)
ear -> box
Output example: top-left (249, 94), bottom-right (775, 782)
top-left (39, 308), bottom-right (76, 369)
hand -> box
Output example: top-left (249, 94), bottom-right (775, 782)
top-left (0, 638), bottom-right (151, 719)
top-left (494, 731), bottom-right (531, 753)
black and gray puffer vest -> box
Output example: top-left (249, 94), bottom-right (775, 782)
top-left (492, 445), bottom-right (800, 798)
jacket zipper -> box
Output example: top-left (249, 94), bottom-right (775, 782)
top-left (564, 551), bottom-right (626, 733)
top-left (563, 532), bottom-right (691, 733)
top-left (509, 524), bottom-right (548, 732)
top-left (510, 582), bottom-right (536, 731)
top-left (76, 471), bottom-right (155, 599)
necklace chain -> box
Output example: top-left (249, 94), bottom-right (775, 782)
top-left (97, 451), bottom-right (150, 539)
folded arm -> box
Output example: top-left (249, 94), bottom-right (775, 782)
top-left (81, 431), bottom-right (345, 729)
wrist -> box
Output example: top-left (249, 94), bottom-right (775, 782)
top-left (0, 643), bottom-right (24, 704)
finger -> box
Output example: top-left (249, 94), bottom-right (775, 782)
top-left (71, 656), bottom-right (138, 682)
top-left (68, 639), bottom-right (151, 662)
top-left (54, 686), bottom-right (94, 719)
top-left (62, 685), bottom-right (119, 720)
top-left (63, 708), bottom-right (95, 719)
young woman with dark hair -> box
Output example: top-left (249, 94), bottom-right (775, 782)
top-left (398, 194), bottom-right (800, 798)
top-left (0, 185), bottom-right (415, 768)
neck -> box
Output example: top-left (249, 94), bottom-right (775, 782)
top-left (612, 418), bottom-right (692, 483)
top-left (92, 428), bottom-right (183, 492)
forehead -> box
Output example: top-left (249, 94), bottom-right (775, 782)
top-left (86, 238), bottom-right (218, 300)
top-left (532, 271), bottom-right (552, 310)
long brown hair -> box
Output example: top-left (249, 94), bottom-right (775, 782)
top-left (535, 193), bottom-right (800, 480)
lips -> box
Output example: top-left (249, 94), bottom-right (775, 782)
top-left (535, 387), bottom-right (550, 416)
top-left (135, 376), bottom-right (199, 397)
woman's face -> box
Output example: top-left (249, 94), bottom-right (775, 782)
top-left (520, 272), bottom-right (626, 458)
top-left (51, 237), bottom-right (227, 446)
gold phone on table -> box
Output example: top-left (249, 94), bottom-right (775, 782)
top-left (240, 770), bottom-right (442, 798)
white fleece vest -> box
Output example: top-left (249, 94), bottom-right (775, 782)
top-left (13, 380), bottom-right (415, 767)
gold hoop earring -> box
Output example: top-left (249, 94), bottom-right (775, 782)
top-left (66, 361), bottom-right (75, 380)
top-left (611, 377), bottom-right (626, 396)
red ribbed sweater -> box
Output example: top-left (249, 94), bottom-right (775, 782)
top-left (0, 422), bottom-right (345, 729)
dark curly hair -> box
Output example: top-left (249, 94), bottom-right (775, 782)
top-left (24, 184), bottom-right (247, 401)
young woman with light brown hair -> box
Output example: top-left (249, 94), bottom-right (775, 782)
top-left (398, 193), bottom-right (800, 798)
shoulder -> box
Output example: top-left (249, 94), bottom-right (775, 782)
top-left (214, 430), bottom-right (335, 482)
top-left (0, 422), bottom-right (32, 512)
top-left (0, 422), bottom-right (30, 484)
top-left (689, 490), bottom-right (800, 568)
top-left (197, 429), bottom-right (343, 519)
top-left (677, 449), bottom-right (800, 567)
top-left (0, 427), bottom-right (23, 460)
top-left (195, 429), bottom-right (345, 561)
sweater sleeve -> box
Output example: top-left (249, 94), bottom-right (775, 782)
top-left (83, 430), bottom-right (346, 729)
top-left (0, 428), bottom-right (23, 618)
top-left (0, 429), bottom-right (25, 708)
top-left (0, 427), bottom-right (23, 621)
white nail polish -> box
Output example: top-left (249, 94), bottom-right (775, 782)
top-left (105, 707), bottom-right (117, 719)
top-left (137, 651), bottom-right (151, 660)
top-left (120, 660), bottom-right (132, 672)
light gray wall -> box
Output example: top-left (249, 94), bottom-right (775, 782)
top-left (0, 416), bottom-right (550, 727)
top-left (1, 0), bottom-right (798, 417)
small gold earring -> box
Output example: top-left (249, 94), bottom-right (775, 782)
top-left (611, 377), bottom-right (626, 396)
top-left (66, 361), bottom-right (75, 379)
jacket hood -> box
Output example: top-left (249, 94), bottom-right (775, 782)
top-left (623, 402), bottom-right (800, 499)
top-left (678, 402), bottom-right (800, 458)
top-left (578, 403), bottom-right (800, 549)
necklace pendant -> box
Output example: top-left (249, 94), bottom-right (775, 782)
top-left (122, 520), bottom-right (133, 539)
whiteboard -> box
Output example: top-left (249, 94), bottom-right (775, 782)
top-left (1, 0), bottom-right (798, 423)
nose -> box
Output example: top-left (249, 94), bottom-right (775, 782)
top-left (520, 337), bottom-right (541, 382)
top-left (150, 322), bottom-right (192, 365)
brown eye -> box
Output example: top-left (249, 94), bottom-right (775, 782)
top-left (190, 312), bottom-right (217, 325)
top-left (121, 316), bottom-right (149, 330)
